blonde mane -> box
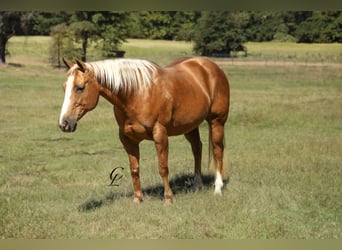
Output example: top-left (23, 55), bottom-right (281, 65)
top-left (69, 58), bottom-right (160, 93)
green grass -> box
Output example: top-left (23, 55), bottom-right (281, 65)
top-left (245, 42), bottom-right (342, 63)
top-left (122, 39), bottom-right (194, 65)
top-left (1, 36), bottom-right (341, 239)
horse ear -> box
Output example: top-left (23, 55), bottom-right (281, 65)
top-left (75, 59), bottom-right (88, 73)
top-left (62, 57), bottom-right (74, 69)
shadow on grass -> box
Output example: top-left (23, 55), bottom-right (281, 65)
top-left (78, 173), bottom-right (228, 212)
top-left (8, 63), bottom-right (23, 67)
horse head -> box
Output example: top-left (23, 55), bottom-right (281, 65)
top-left (58, 58), bottom-right (100, 132)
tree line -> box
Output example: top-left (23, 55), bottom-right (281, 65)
top-left (1, 11), bottom-right (341, 64)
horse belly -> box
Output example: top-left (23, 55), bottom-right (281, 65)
top-left (167, 94), bottom-right (210, 136)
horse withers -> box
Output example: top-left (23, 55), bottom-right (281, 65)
top-left (58, 57), bottom-right (230, 204)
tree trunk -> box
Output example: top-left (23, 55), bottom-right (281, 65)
top-left (0, 35), bottom-right (7, 64)
top-left (81, 36), bottom-right (88, 62)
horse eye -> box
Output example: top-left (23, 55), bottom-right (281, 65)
top-left (75, 85), bottom-right (85, 93)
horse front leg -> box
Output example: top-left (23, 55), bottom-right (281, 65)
top-left (153, 123), bottom-right (173, 204)
top-left (119, 131), bottom-right (143, 203)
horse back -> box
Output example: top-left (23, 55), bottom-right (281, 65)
top-left (164, 57), bottom-right (229, 107)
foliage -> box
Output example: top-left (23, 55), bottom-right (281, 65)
top-left (32, 12), bottom-right (72, 35)
top-left (193, 11), bottom-right (341, 56)
top-left (272, 32), bottom-right (297, 42)
top-left (137, 11), bottom-right (174, 40)
top-left (69, 21), bottom-right (97, 61)
top-left (129, 11), bottom-right (201, 41)
top-left (243, 12), bottom-right (280, 42)
top-left (92, 12), bottom-right (131, 58)
top-left (193, 11), bottom-right (248, 56)
top-left (295, 11), bottom-right (342, 43)
top-left (171, 11), bottom-right (202, 41)
top-left (49, 23), bottom-right (80, 67)
top-left (47, 11), bottom-right (131, 62)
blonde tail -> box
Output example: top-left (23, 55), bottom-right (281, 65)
top-left (207, 127), bottom-right (214, 171)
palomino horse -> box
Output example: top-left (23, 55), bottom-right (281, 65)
top-left (59, 57), bottom-right (230, 204)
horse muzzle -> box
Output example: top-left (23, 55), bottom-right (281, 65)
top-left (59, 117), bottom-right (78, 132)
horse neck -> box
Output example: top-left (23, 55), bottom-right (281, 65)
top-left (98, 84), bottom-right (130, 112)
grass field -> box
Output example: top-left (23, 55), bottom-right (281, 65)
top-left (1, 36), bottom-right (341, 239)
top-left (244, 41), bottom-right (342, 63)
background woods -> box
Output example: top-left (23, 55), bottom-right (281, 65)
top-left (0, 11), bottom-right (341, 65)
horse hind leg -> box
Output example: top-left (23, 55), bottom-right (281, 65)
top-left (208, 118), bottom-right (226, 195)
top-left (184, 128), bottom-right (203, 191)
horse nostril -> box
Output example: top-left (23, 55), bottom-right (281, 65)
top-left (59, 118), bottom-right (77, 132)
top-left (59, 119), bottom-right (69, 131)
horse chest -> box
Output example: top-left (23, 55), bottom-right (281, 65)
top-left (120, 119), bottom-right (152, 141)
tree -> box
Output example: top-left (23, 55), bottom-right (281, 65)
top-left (129, 11), bottom-right (200, 41)
top-left (68, 11), bottom-right (99, 62)
top-left (135, 11), bottom-right (174, 40)
top-left (0, 12), bottom-right (23, 64)
top-left (295, 11), bottom-right (342, 43)
top-left (323, 12), bottom-right (342, 42)
top-left (70, 21), bottom-right (97, 61)
top-left (50, 23), bottom-right (80, 67)
top-left (171, 11), bottom-right (201, 41)
top-left (193, 11), bottom-right (248, 57)
top-left (48, 11), bottom-right (131, 62)
top-left (92, 12), bottom-right (131, 58)
top-left (33, 12), bottom-right (72, 35)
top-left (243, 12), bottom-right (281, 42)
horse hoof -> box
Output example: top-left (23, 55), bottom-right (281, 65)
top-left (192, 184), bottom-right (203, 192)
top-left (164, 198), bottom-right (173, 205)
top-left (214, 189), bottom-right (222, 196)
top-left (192, 175), bottom-right (203, 192)
top-left (214, 171), bottom-right (224, 195)
top-left (133, 197), bottom-right (142, 204)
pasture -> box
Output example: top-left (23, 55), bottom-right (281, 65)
top-left (0, 37), bottom-right (341, 239)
